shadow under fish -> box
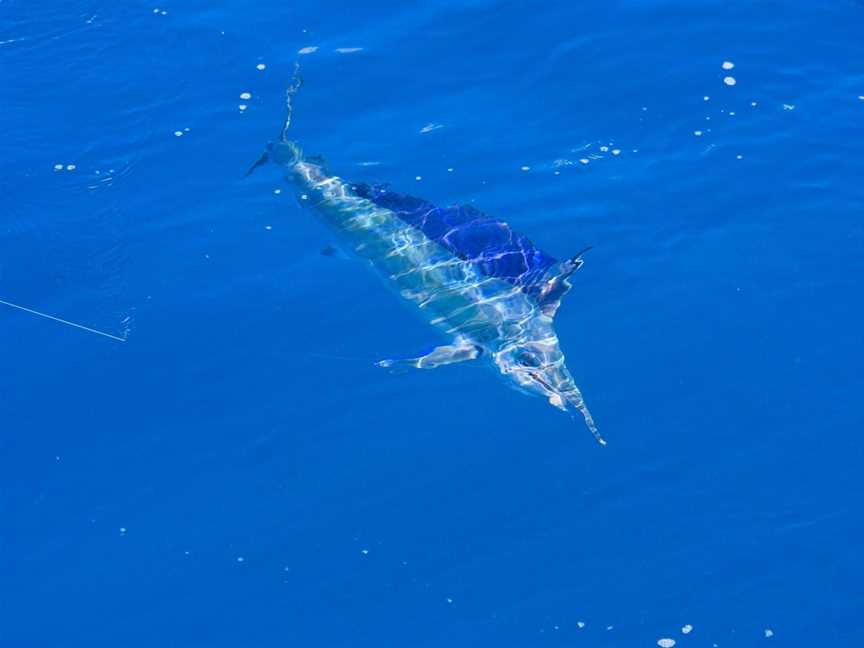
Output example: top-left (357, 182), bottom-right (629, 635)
top-left (250, 63), bottom-right (604, 445)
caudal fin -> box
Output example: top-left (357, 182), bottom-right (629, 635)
top-left (245, 61), bottom-right (304, 176)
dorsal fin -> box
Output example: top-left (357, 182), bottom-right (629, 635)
top-left (535, 247), bottom-right (591, 316)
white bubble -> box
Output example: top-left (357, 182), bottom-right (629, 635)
top-left (764, 628), bottom-right (774, 638)
top-left (520, 165), bottom-right (530, 171)
top-left (119, 527), bottom-right (127, 534)
top-left (681, 624), bottom-right (693, 634)
top-left (658, 639), bottom-right (676, 648)
top-left (783, 103), bottom-right (796, 110)
top-left (160, 10), bottom-right (167, 15)
top-left (236, 556), bottom-right (245, 562)
top-left (239, 92), bottom-right (251, 100)
top-left (153, 8), bottom-right (159, 13)
top-left (600, 146), bottom-right (609, 152)
top-left (736, 154), bottom-right (743, 159)
top-left (66, 164), bottom-right (76, 171)
top-left (298, 46), bottom-right (318, 55)
top-left (447, 167), bottom-right (454, 172)
top-left (174, 130), bottom-right (183, 137)
top-left (723, 76), bottom-right (737, 86)
top-left (420, 123), bottom-right (443, 134)
top-left (729, 111), bottom-right (736, 116)
top-left (703, 95), bottom-right (710, 101)
top-left (576, 621), bottom-right (585, 629)
top-left (858, 95), bottom-right (864, 101)
top-left (722, 60), bottom-right (735, 70)
top-left (445, 597), bottom-right (453, 603)
top-left (335, 47), bottom-right (363, 54)
top-left (751, 101), bottom-right (758, 106)
top-left (360, 548), bottom-right (369, 555)
top-left (54, 163), bottom-right (63, 170)
top-left (273, 189), bottom-right (281, 195)
top-left (238, 104), bottom-right (247, 111)
top-left (693, 130), bottom-right (703, 136)
top-left (256, 63), bottom-right (266, 70)
top-left (612, 149), bottom-right (621, 156)
top-left (415, 175), bottom-right (422, 181)
top-left (264, 225), bottom-right (272, 230)
top-left (301, 194), bottom-right (308, 200)
top-left (579, 158), bottom-right (589, 165)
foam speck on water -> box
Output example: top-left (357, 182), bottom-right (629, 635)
top-left (360, 548), bottom-right (369, 555)
top-left (612, 149), bottom-right (621, 156)
top-left (520, 166), bottom-right (530, 171)
top-left (420, 123), bottom-right (443, 134)
top-left (256, 63), bottom-right (266, 70)
top-left (66, 164), bottom-right (76, 171)
top-left (236, 556), bottom-right (245, 562)
top-left (298, 46), bottom-right (318, 55)
top-left (238, 104), bottom-right (247, 111)
top-left (273, 189), bottom-right (281, 195)
top-left (54, 163), bottom-right (63, 171)
top-left (693, 130), bottom-right (703, 136)
top-left (579, 158), bottom-right (589, 165)
top-left (447, 167), bottom-right (454, 172)
top-left (736, 154), bottom-right (743, 159)
top-left (783, 103), bottom-right (795, 110)
top-left (657, 639), bottom-right (675, 648)
top-left (765, 628), bottom-right (774, 638)
top-left (722, 60), bottom-right (735, 70)
top-left (335, 47), bottom-right (364, 54)
top-left (173, 130), bottom-right (183, 137)
top-left (751, 101), bottom-right (758, 106)
top-left (239, 92), bottom-right (251, 100)
top-left (681, 624), bottom-right (693, 634)
top-left (576, 621), bottom-right (585, 629)
top-left (600, 145), bottom-right (609, 152)
top-left (724, 76), bottom-right (737, 86)
top-left (704, 95), bottom-right (710, 101)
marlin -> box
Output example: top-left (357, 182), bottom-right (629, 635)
top-left (251, 65), bottom-right (604, 444)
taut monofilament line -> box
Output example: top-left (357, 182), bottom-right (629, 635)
top-left (0, 298), bottom-right (126, 342)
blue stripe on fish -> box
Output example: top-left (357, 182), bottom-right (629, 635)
top-left (353, 183), bottom-right (559, 300)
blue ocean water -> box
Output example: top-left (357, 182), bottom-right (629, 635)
top-left (2, 1), bottom-right (863, 646)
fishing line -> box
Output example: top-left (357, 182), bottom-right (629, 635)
top-left (0, 298), bottom-right (126, 342)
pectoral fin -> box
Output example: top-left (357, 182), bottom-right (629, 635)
top-left (377, 340), bottom-right (481, 370)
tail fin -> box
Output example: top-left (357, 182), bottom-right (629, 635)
top-left (245, 61), bottom-right (304, 176)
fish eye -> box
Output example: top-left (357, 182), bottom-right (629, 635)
top-left (516, 351), bottom-right (542, 367)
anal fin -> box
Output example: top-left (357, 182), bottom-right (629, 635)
top-left (377, 340), bottom-right (481, 370)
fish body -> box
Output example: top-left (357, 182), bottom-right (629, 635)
top-left (259, 72), bottom-right (602, 443)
